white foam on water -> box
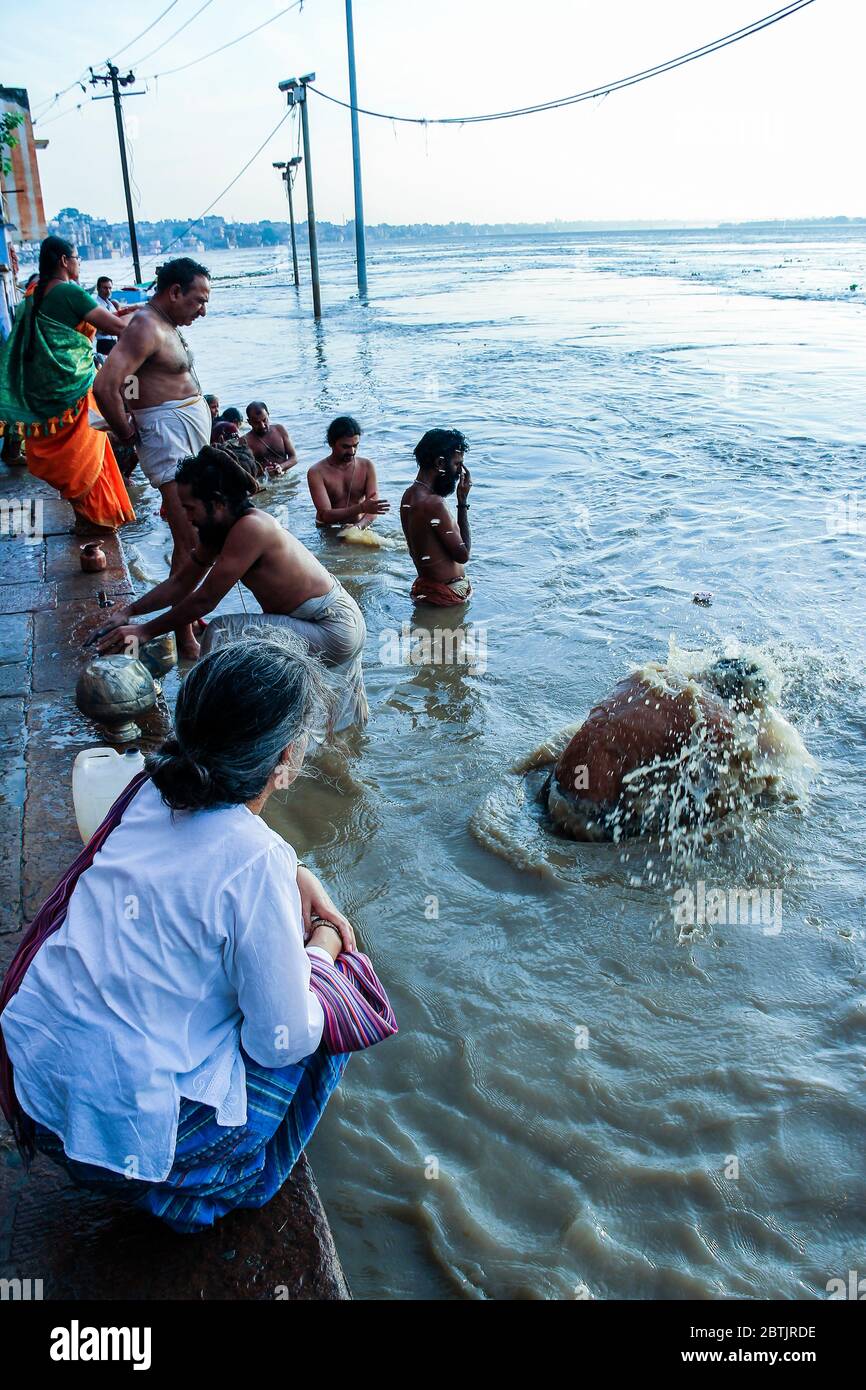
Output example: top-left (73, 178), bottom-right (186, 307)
top-left (473, 637), bottom-right (818, 893)
top-left (339, 525), bottom-right (403, 550)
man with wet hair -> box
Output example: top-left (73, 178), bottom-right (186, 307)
top-left (307, 415), bottom-right (388, 535)
top-left (400, 428), bottom-right (472, 606)
top-left (96, 446), bottom-right (369, 730)
top-left (94, 256), bottom-right (212, 658)
top-left (244, 401), bottom-right (297, 477)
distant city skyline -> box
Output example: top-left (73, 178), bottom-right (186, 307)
top-left (5, 1), bottom-right (861, 229)
top-left (46, 202), bottom-right (866, 268)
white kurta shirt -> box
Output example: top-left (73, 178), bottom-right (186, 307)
top-left (0, 779), bottom-right (328, 1182)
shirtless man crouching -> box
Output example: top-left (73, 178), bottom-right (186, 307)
top-left (94, 257), bottom-right (212, 658)
top-left (96, 446), bottom-right (368, 730)
top-left (244, 401), bottom-right (297, 478)
top-left (400, 428), bottom-right (472, 606)
top-left (307, 416), bottom-right (389, 535)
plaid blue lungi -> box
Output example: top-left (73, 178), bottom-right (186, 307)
top-left (32, 1045), bottom-right (349, 1234)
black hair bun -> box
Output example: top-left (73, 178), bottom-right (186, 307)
top-left (147, 736), bottom-right (216, 811)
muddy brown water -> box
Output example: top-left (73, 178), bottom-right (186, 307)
top-left (78, 228), bottom-right (866, 1298)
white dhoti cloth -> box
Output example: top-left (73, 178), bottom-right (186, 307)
top-left (200, 580), bottom-right (368, 732)
top-left (132, 394), bottom-right (211, 489)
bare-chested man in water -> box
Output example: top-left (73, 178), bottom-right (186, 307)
top-left (400, 428), bottom-right (472, 606)
top-left (94, 258), bottom-right (212, 657)
top-left (307, 416), bottom-right (389, 535)
top-left (96, 446), bottom-right (368, 730)
top-left (244, 401), bottom-right (297, 478)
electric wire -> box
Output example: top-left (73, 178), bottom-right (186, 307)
top-left (142, 0), bottom-right (306, 81)
top-left (308, 0), bottom-right (816, 126)
top-left (128, 0), bottom-right (217, 68)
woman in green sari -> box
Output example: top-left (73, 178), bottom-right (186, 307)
top-left (0, 236), bottom-right (135, 529)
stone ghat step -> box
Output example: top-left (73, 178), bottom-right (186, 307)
top-left (0, 1142), bottom-right (350, 1301)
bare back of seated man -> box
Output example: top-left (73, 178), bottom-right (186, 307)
top-left (307, 414), bottom-right (390, 533)
top-left (243, 401), bottom-right (298, 477)
top-left (400, 428), bottom-right (472, 606)
top-left (93, 257), bottom-right (212, 658)
top-left (95, 446), bottom-right (370, 730)
top-left (97, 475), bottom-right (331, 648)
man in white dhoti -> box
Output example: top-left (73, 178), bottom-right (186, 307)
top-left (94, 258), bottom-right (212, 657)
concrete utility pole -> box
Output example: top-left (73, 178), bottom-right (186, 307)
top-left (344, 0), bottom-right (368, 298)
top-left (90, 65), bottom-right (145, 284)
top-left (273, 156), bottom-right (302, 287)
top-left (278, 75), bottom-right (320, 318)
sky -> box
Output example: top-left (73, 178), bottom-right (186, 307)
top-left (2, 0), bottom-right (862, 227)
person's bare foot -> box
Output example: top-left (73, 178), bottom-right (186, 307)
top-left (176, 625), bottom-right (200, 660)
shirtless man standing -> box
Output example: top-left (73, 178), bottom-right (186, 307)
top-left (244, 401), bottom-right (297, 478)
top-left (400, 428), bottom-right (472, 606)
top-left (96, 445), bottom-right (368, 730)
top-left (307, 416), bottom-right (389, 535)
top-left (94, 257), bottom-right (212, 657)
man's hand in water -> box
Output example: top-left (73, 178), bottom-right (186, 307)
top-left (365, 497), bottom-right (391, 515)
top-left (297, 865), bottom-right (356, 953)
top-left (96, 622), bottom-right (151, 656)
top-left (456, 466), bottom-right (472, 502)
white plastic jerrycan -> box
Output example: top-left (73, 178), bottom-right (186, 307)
top-left (73, 746), bottom-right (145, 844)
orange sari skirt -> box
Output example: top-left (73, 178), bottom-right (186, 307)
top-left (25, 389), bottom-right (135, 529)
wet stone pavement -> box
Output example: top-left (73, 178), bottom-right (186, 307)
top-left (0, 465), bottom-right (349, 1300)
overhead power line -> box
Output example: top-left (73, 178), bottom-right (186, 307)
top-left (309, 0), bottom-right (817, 126)
top-left (114, 107), bottom-right (293, 282)
top-left (109, 0), bottom-right (183, 61)
top-left (32, 1), bottom-right (181, 120)
top-left (142, 0), bottom-right (306, 81)
top-left (32, 77), bottom-right (89, 122)
top-left (128, 0), bottom-right (217, 68)
top-left (36, 96), bottom-right (89, 130)
top-left (31, 0), bottom-right (303, 122)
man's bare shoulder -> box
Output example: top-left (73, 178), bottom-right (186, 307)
top-left (233, 507), bottom-right (276, 532)
top-left (121, 307), bottom-right (164, 350)
top-left (308, 456), bottom-right (331, 475)
top-left (401, 483), bottom-right (441, 512)
top-left (113, 309), bottom-right (162, 361)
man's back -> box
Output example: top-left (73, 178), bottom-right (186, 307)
top-left (217, 509), bottom-right (333, 614)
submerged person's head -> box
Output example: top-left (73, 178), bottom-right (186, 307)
top-left (153, 256), bottom-right (210, 326)
top-left (413, 428), bottom-right (468, 496)
top-left (246, 401), bottom-right (270, 435)
top-left (175, 445), bottom-right (257, 549)
top-left (220, 406), bottom-right (243, 426)
top-left (147, 633), bottom-right (337, 811)
top-left (702, 655), bottom-right (772, 712)
top-left (327, 415), bottom-right (362, 464)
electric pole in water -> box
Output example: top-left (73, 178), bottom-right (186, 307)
top-left (90, 64), bottom-right (145, 285)
top-left (344, 0), bottom-right (368, 298)
top-left (273, 157), bottom-right (302, 288)
top-left (278, 75), bottom-right (321, 319)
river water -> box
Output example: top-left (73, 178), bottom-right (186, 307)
top-left (97, 227), bottom-right (865, 1299)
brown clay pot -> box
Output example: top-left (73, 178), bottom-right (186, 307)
top-left (80, 542), bottom-right (108, 573)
